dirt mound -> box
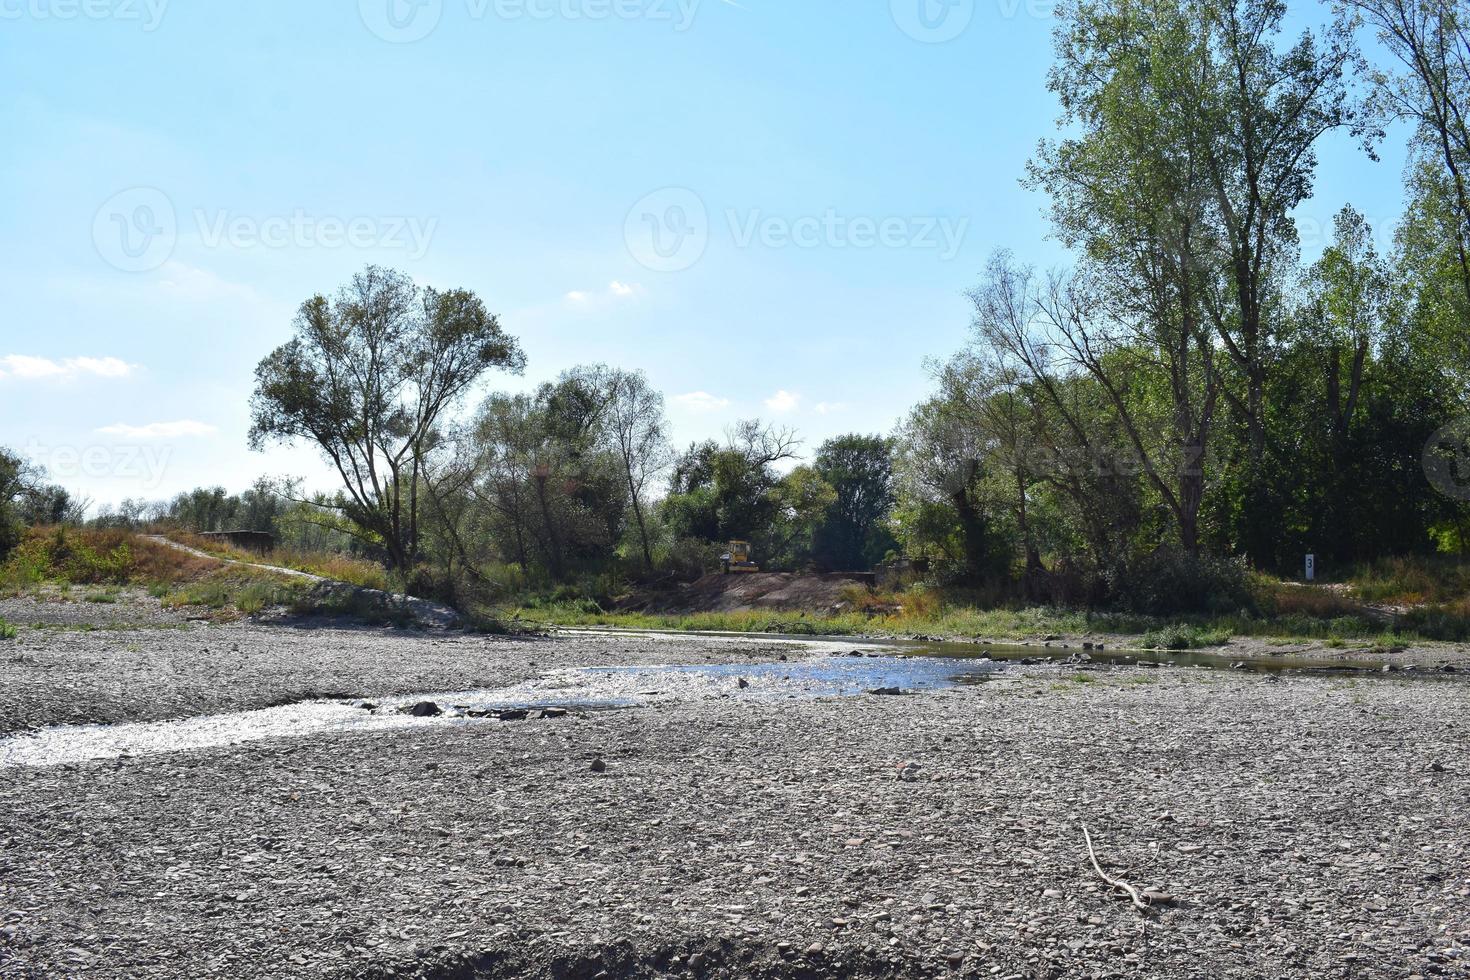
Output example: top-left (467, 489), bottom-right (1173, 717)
top-left (622, 572), bottom-right (874, 614)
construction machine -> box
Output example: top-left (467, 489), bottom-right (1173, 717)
top-left (720, 540), bottom-right (760, 574)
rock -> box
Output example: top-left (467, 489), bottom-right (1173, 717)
top-left (868, 687), bottom-right (902, 696)
top-left (590, 758), bottom-right (606, 773)
top-left (806, 942), bottom-right (824, 956)
top-left (738, 678), bottom-right (750, 689)
top-left (401, 701), bottom-right (441, 717)
top-left (496, 708), bottom-right (529, 721)
top-left (540, 707), bottom-right (568, 719)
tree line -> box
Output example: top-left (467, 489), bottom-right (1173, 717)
top-left (5, 0), bottom-right (1470, 615)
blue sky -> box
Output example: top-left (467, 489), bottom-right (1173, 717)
top-left (0, 0), bottom-right (1408, 508)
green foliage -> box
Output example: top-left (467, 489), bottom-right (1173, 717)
top-left (0, 618), bottom-right (15, 640)
top-left (249, 265), bottom-right (525, 570)
top-left (812, 434), bottom-right (898, 571)
top-left (1140, 624), bottom-right (1228, 651)
top-left (4, 528), bottom-right (135, 586)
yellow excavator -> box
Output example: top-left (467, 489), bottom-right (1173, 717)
top-left (720, 540), bottom-right (760, 574)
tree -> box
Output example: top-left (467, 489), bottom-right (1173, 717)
top-left (1038, 0), bottom-right (1366, 560)
top-left (249, 266), bottom-right (524, 570)
top-left (812, 434), bottom-right (897, 571)
top-left (603, 368), bottom-right (672, 570)
top-left (1349, 0), bottom-right (1470, 310)
top-left (661, 421), bottom-right (802, 567)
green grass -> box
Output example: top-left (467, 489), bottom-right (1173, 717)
top-left (507, 588), bottom-right (1470, 647)
top-left (0, 618), bottom-right (16, 640)
top-left (161, 574), bottom-right (307, 615)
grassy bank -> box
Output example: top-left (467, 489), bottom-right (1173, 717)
top-left (161, 531), bottom-right (392, 591)
top-left (509, 571), bottom-right (1470, 649)
top-left (1, 527), bottom-right (313, 619)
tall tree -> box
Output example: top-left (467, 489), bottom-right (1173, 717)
top-left (812, 434), bottom-right (897, 571)
top-left (249, 266), bottom-right (524, 570)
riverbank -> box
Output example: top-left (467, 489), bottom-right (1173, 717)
top-left (1, 618), bottom-right (1466, 978)
top-left (510, 604), bottom-right (1470, 670)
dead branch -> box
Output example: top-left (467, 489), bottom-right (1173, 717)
top-left (1082, 822), bottom-right (1152, 911)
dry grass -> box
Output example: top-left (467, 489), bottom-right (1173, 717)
top-left (1, 527), bottom-right (308, 619)
top-left (163, 531), bottom-right (390, 590)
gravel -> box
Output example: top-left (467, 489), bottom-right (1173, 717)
top-left (1, 613), bottom-right (1468, 979)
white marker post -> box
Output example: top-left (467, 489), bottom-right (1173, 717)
top-left (1305, 553), bottom-right (1316, 582)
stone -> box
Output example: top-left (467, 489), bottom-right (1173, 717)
top-left (402, 701), bottom-right (441, 717)
top-left (590, 758), bottom-right (607, 773)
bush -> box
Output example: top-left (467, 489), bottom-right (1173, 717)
top-left (3, 528), bottom-right (135, 586)
top-left (1116, 550), bottom-right (1253, 616)
top-left (1140, 623), bottom-right (1227, 650)
top-left (0, 617), bottom-right (15, 640)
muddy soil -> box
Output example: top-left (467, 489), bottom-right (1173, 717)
top-left (1, 598), bottom-right (1467, 979)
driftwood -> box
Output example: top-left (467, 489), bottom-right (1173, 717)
top-left (1082, 822), bottom-right (1153, 911)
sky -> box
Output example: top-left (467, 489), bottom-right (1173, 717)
top-left (0, 0), bottom-right (1411, 510)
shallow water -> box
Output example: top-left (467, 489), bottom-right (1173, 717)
top-left (0, 652), bottom-right (1006, 768)
top-left (4, 629), bottom-right (1457, 768)
top-left (565, 627), bottom-right (1456, 675)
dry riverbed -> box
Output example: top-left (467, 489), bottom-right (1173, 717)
top-left (1, 606), bottom-right (1467, 979)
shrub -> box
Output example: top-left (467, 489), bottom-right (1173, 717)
top-left (3, 528), bottom-right (135, 585)
top-left (0, 617), bottom-right (15, 640)
top-left (1117, 550), bottom-right (1253, 616)
top-left (1140, 623), bottom-right (1227, 650)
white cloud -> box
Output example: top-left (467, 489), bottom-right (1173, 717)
top-left (674, 391), bottom-right (732, 413)
top-left (565, 281), bottom-right (643, 306)
top-left (814, 401), bottom-right (848, 416)
top-left (0, 355), bottom-right (135, 381)
top-left (97, 420), bottom-right (217, 439)
top-left (765, 389), bottom-right (800, 414)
